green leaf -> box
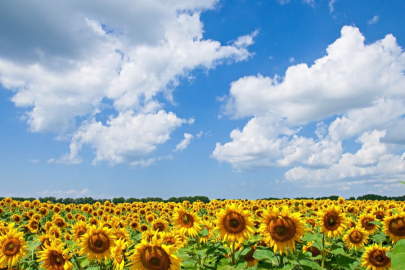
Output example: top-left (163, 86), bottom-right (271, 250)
top-left (28, 240), bottom-right (41, 252)
top-left (368, 221), bottom-right (382, 226)
top-left (392, 239), bottom-right (405, 270)
top-left (199, 227), bottom-right (209, 237)
top-left (328, 244), bottom-right (346, 256)
top-left (235, 261), bottom-right (248, 269)
top-left (297, 252), bottom-right (323, 270)
top-left (86, 267), bottom-right (99, 270)
top-left (371, 232), bottom-right (387, 244)
top-left (398, 180), bottom-right (405, 185)
top-left (392, 208), bottom-right (399, 215)
top-left (301, 233), bottom-right (317, 242)
top-left (253, 249), bottom-right (278, 265)
top-left (235, 247), bottom-right (251, 260)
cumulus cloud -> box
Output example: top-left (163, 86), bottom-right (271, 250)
top-left (213, 26), bottom-right (405, 187)
top-left (0, 0), bottom-right (256, 165)
top-left (175, 133), bottom-right (194, 151)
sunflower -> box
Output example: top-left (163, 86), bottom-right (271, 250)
top-left (48, 226), bottom-right (62, 239)
top-left (373, 208), bottom-right (386, 221)
top-left (79, 224), bottom-right (116, 262)
top-left (317, 205), bottom-right (350, 238)
top-left (37, 242), bottom-right (74, 270)
top-left (112, 227), bottom-right (130, 242)
top-left (151, 218), bottom-right (169, 233)
top-left (200, 221), bottom-right (214, 244)
top-left (342, 227), bottom-right (369, 250)
top-left (259, 206), bottom-right (305, 255)
top-left (361, 244), bottom-right (391, 270)
top-left (11, 215), bottom-right (22, 223)
top-left (127, 235), bottom-right (182, 270)
top-left (359, 213), bottom-right (379, 235)
top-left (28, 219), bottom-right (40, 233)
top-left (383, 213), bottom-right (405, 243)
top-left (160, 232), bottom-right (184, 249)
top-left (0, 223), bottom-right (28, 268)
top-left (111, 239), bottom-right (128, 270)
top-left (71, 221), bottom-right (89, 243)
top-left (172, 206), bottom-right (202, 237)
top-left (216, 203), bottom-right (255, 244)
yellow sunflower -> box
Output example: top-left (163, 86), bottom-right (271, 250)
top-left (111, 239), bottom-right (128, 270)
top-left (151, 218), bottom-right (169, 233)
top-left (361, 244), bottom-right (391, 270)
top-left (216, 203), bottom-right (255, 244)
top-left (71, 221), bottom-right (89, 243)
top-left (359, 213), bottom-right (379, 235)
top-left (342, 227), bottom-right (369, 250)
top-left (172, 206), bottom-right (202, 237)
top-left (160, 232), bottom-right (184, 249)
top-left (383, 213), bottom-right (405, 243)
top-left (79, 224), bottom-right (116, 262)
top-left (259, 206), bottom-right (305, 255)
top-left (199, 221), bottom-right (214, 244)
top-left (318, 205), bottom-right (350, 238)
top-left (127, 235), bottom-right (182, 270)
top-left (0, 223), bottom-right (28, 268)
top-left (37, 242), bottom-right (74, 270)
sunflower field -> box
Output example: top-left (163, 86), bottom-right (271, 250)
top-left (0, 197), bottom-right (405, 270)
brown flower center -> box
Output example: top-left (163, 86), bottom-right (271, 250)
top-left (3, 239), bottom-right (20, 256)
top-left (162, 238), bottom-right (175, 246)
top-left (180, 214), bottom-right (194, 228)
top-left (49, 250), bottom-right (65, 270)
top-left (269, 217), bottom-right (296, 242)
top-left (141, 246), bottom-right (171, 270)
top-left (349, 231), bottom-right (363, 244)
top-left (324, 212), bottom-right (340, 231)
top-left (153, 222), bottom-right (165, 232)
top-left (88, 232), bottom-right (110, 254)
top-left (369, 250), bottom-right (390, 267)
top-left (389, 217), bottom-right (405, 236)
top-left (223, 212), bottom-right (246, 234)
top-left (307, 246), bottom-right (321, 257)
top-left (362, 218), bottom-right (375, 230)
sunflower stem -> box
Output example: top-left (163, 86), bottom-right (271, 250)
top-left (279, 253), bottom-right (283, 267)
top-left (72, 253), bottom-right (84, 270)
top-left (321, 232), bottom-right (325, 269)
top-left (231, 240), bottom-right (236, 266)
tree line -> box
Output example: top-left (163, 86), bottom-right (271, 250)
top-left (1, 194), bottom-right (405, 204)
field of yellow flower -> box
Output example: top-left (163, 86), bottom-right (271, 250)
top-left (0, 197), bottom-right (405, 270)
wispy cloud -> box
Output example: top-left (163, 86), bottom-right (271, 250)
top-left (175, 133), bottom-right (194, 152)
top-left (36, 189), bottom-right (91, 198)
top-left (367, 15), bottom-right (379, 25)
top-left (29, 159), bottom-right (39, 163)
top-left (329, 0), bottom-right (339, 12)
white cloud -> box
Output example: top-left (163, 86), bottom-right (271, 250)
top-left (367, 15), bottom-right (379, 25)
top-left (29, 159), bottom-right (39, 163)
top-left (329, 0), bottom-right (339, 12)
top-left (213, 26), bottom-right (405, 188)
top-left (0, 1), bottom-right (256, 165)
top-left (196, 131), bottom-right (203, 138)
top-left (36, 188), bottom-right (91, 198)
top-left (289, 57), bottom-right (295, 63)
top-left (175, 133), bottom-right (194, 152)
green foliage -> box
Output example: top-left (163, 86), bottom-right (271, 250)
top-left (392, 239), bottom-right (405, 270)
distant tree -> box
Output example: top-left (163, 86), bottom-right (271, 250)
top-left (112, 197), bottom-right (125, 204)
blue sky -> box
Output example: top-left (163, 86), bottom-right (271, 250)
top-left (1, 0), bottom-right (404, 200)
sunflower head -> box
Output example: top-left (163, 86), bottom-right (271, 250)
top-left (361, 244), bottom-right (391, 270)
top-left (172, 206), bottom-right (202, 237)
top-left (318, 205), bottom-right (350, 238)
top-left (0, 223), bottom-right (28, 268)
top-left (342, 227), bottom-right (369, 250)
top-left (79, 224), bottom-right (116, 262)
top-left (359, 213), bottom-right (379, 235)
top-left (216, 204), bottom-right (255, 244)
top-left (127, 235), bottom-right (182, 270)
top-left (37, 242), bottom-right (74, 270)
top-left (259, 206), bottom-right (305, 255)
top-left (383, 213), bottom-right (405, 243)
